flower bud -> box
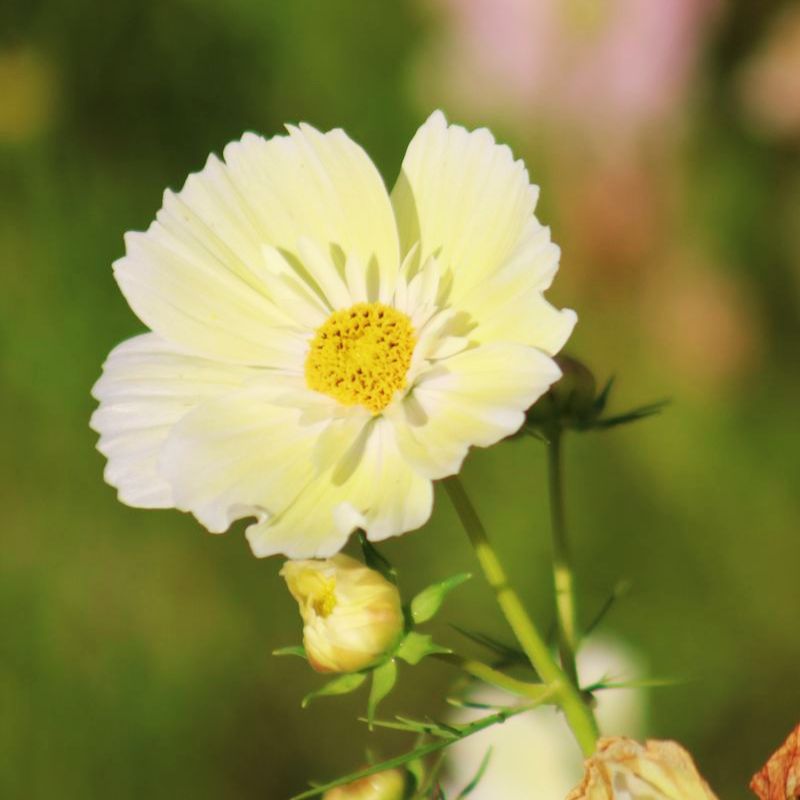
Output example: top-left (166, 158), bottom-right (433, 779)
top-left (567, 737), bottom-right (719, 800)
top-left (281, 554), bottom-right (404, 674)
top-left (526, 355), bottom-right (598, 430)
top-left (323, 769), bottom-right (405, 800)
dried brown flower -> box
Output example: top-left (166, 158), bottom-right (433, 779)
top-left (567, 737), bottom-right (719, 799)
top-left (751, 724), bottom-right (800, 800)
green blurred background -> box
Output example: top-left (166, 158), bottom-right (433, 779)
top-left (2, 1), bottom-right (799, 797)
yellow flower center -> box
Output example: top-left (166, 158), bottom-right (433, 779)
top-left (305, 302), bottom-right (416, 414)
top-left (291, 568), bottom-right (339, 618)
top-left (310, 576), bottom-right (337, 618)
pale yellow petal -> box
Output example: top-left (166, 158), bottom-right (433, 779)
top-left (246, 418), bottom-right (433, 558)
top-left (159, 383), bottom-right (323, 534)
top-left (116, 225), bottom-right (306, 366)
top-left (116, 124), bottom-right (399, 363)
top-left (388, 343), bottom-right (561, 479)
top-left (392, 110), bottom-right (538, 306)
top-left (226, 124), bottom-right (400, 296)
top-left (455, 219), bottom-right (576, 352)
top-left (90, 333), bottom-right (256, 508)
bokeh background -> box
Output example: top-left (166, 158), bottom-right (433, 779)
top-left (2, 0), bottom-right (799, 797)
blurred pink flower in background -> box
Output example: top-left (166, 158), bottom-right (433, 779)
top-left (416, 0), bottom-right (719, 151)
top-left (738, 5), bottom-right (800, 141)
top-left (412, 0), bottom-right (766, 397)
top-left (553, 160), bottom-right (665, 290)
top-left (643, 252), bottom-right (761, 393)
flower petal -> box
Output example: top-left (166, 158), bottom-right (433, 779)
top-left (90, 333), bottom-right (256, 508)
top-left (116, 124), bottom-right (399, 363)
top-left (388, 343), bottom-right (561, 479)
top-left (392, 110), bottom-right (539, 306)
top-left (158, 382), bottom-right (325, 535)
top-left (456, 220), bottom-right (577, 353)
top-left (246, 418), bottom-right (433, 559)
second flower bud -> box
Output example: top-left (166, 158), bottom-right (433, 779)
top-left (281, 554), bottom-right (404, 674)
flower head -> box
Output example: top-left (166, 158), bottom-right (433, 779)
top-left (567, 737), bottom-right (719, 800)
top-left (323, 769), bottom-right (405, 800)
top-left (91, 111), bottom-right (575, 558)
top-left (281, 554), bottom-right (403, 673)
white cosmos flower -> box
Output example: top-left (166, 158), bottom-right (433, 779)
top-left (90, 110), bottom-right (576, 559)
top-left (443, 638), bottom-right (648, 800)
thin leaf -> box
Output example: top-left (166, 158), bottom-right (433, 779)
top-left (445, 697), bottom-right (518, 712)
top-left (450, 625), bottom-right (529, 668)
top-left (358, 717), bottom-right (436, 736)
top-left (364, 715), bottom-right (460, 740)
top-left (412, 751), bottom-right (447, 800)
top-left (367, 659), bottom-right (398, 728)
top-left (272, 645), bottom-right (307, 660)
top-left (301, 672), bottom-right (367, 709)
top-left (290, 702), bottom-right (543, 800)
top-left (585, 675), bottom-right (685, 692)
top-left (358, 531), bottom-right (397, 584)
top-left (582, 579), bottom-right (631, 639)
top-left (411, 573), bottom-right (472, 625)
top-left (456, 747), bottom-right (493, 798)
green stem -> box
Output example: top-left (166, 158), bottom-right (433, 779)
top-left (431, 652), bottom-right (550, 703)
top-left (291, 698), bottom-right (549, 800)
top-left (443, 476), bottom-right (598, 756)
top-left (547, 430), bottom-right (580, 687)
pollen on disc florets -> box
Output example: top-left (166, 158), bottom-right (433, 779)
top-left (305, 302), bottom-right (416, 414)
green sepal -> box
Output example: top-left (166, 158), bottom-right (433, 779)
top-left (584, 399), bottom-right (670, 431)
top-left (396, 632), bottom-right (452, 666)
top-left (405, 758), bottom-right (425, 792)
top-left (301, 672), bottom-right (367, 709)
top-left (367, 659), bottom-right (398, 728)
top-left (410, 573), bottom-right (471, 625)
top-left (592, 376), bottom-right (615, 415)
top-left (524, 356), bottom-right (669, 436)
top-left (272, 645), bottom-right (307, 660)
top-left (358, 531), bottom-right (398, 584)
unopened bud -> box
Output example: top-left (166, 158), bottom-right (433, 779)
top-left (553, 355), bottom-right (597, 416)
top-left (567, 737), bottom-right (719, 799)
top-left (281, 554), bottom-right (404, 674)
top-left (323, 769), bottom-right (405, 800)
top-left (527, 355), bottom-right (597, 430)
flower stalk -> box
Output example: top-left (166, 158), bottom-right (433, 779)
top-left (443, 476), bottom-right (599, 756)
top-left (431, 652), bottom-right (550, 703)
top-left (547, 429), bottom-right (580, 687)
